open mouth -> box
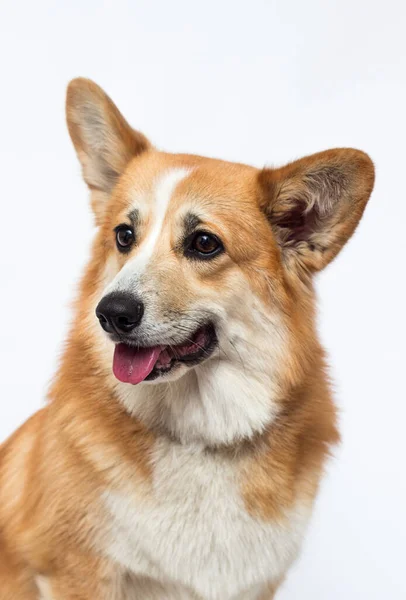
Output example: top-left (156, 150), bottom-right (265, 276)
top-left (112, 324), bottom-right (217, 384)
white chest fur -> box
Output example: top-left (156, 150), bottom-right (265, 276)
top-left (102, 439), bottom-right (311, 600)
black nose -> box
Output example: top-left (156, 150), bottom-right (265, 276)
top-left (95, 292), bottom-right (144, 334)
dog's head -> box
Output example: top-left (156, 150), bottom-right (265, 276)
top-left (66, 78), bottom-right (374, 442)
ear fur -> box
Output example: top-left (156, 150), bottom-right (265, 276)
top-left (66, 78), bottom-right (150, 224)
top-left (258, 148), bottom-right (375, 273)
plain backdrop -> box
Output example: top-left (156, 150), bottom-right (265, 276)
top-left (0, 1), bottom-right (405, 598)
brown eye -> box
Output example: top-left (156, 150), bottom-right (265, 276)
top-left (115, 225), bottom-right (135, 252)
top-left (186, 231), bottom-right (224, 260)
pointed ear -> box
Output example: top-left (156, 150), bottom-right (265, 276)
top-left (66, 78), bottom-right (151, 224)
top-left (258, 148), bottom-right (375, 273)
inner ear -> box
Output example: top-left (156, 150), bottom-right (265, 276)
top-left (258, 148), bottom-right (375, 273)
top-left (270, 197), bottom-right (314, 245)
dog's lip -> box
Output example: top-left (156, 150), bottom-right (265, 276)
top-left (164, 322), bottom-right (217, 363)
top-left (112, 323), bottom-right (217, 384)
top-left (114, 322), bottom-right (215, 352)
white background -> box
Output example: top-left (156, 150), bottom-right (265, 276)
top-left (0, 1), bottom-right (405, 598)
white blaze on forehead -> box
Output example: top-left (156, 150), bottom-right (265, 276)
top-left (106, 167), bottom-right (191, 294)
top-left (139, 167), bottom-right (191, 268)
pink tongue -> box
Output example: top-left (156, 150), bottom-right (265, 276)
top-left (113, 344), bottom-right (162, 384)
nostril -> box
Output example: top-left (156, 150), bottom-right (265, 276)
top-left (116, 315), bottom-right (134, 328)
top-left (96, 310), bottom-right (114, 333)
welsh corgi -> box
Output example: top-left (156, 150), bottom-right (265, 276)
top-left (0, 78), bottom-right (374, 600)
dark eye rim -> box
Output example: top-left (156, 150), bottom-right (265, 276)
top-left (184, 230), bottom-right (224, 260)
top-left (114, 224), bottom-right (135, 253)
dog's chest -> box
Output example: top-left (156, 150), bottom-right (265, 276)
top-left (102, 441), bottom-right (310, 600)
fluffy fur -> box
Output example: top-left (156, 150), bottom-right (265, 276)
top-left (0, 78), bottom-right (374, 599)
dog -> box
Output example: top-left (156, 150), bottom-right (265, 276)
top-left (0, 78), bottom-right (374, 599)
